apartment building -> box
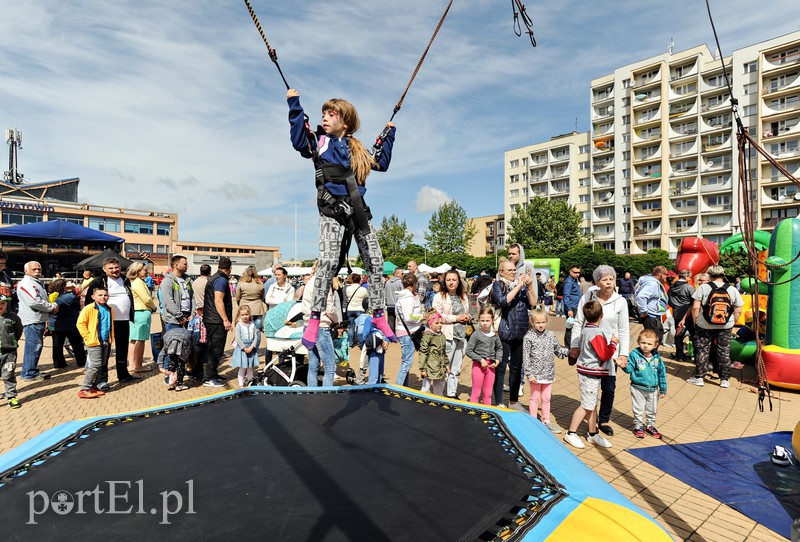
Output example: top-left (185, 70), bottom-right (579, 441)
top-left (503, 131), bottom-right (593, 240)
top-left (466, 213), bottom-right (505, 257)
top-left (505, 30), bottom-right (800, 256)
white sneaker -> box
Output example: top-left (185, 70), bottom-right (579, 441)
top-left (720, 379), bottom-right (730, 388)
top-left (497, 403), bottom-right (507, 409)
top-left (587, 433), bottom-right (612, 448)
top-left (503, 384), bottom-right (510, 392)
top-left (686, 377), bottom-right (704, 387)
top-left (518, 384), bottom-right (525, 396)
top-left (563, 432), bottom-right (585, 449)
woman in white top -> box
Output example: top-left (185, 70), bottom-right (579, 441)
top-left (344, 273), bottom-right (368, 348)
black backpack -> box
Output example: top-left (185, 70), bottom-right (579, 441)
top-left (702, 283), bottom-right (733, 326)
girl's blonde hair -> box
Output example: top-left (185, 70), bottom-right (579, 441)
top-left (322, 98), bottom-right (377, 185)
top-left (126, 262), bottom-right (147, 281)
top-left (236, 305), bottom-right (252, 323)
top-left (529, 308), bottom-right (549, 327)
top-left (241, 265), bottom-right (259, 283)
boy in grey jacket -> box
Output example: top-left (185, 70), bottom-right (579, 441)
top-left (0, 296), bottom-right (23, 408)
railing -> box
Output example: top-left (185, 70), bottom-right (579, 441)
top-left (762, 217), bottom-right (779, 227)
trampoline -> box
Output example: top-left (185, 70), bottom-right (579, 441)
top-left (0, 386), bottom-right (671, 541)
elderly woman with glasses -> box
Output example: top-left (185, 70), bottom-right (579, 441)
top-left (568, 265), bottom-right (630, 437)
top-left (492, 259), bottom-right (537, 410)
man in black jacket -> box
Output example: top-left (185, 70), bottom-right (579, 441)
top-left (667, 269), bottom-right (695, 362)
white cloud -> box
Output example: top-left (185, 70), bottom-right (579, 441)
top-left (416, 186), bottom-right (451, 212)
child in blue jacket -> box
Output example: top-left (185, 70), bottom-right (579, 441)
top-left (624, 328), bottom-right (667, 439)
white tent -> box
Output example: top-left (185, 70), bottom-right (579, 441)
top-left (417, 263), bottom-right (466, 276)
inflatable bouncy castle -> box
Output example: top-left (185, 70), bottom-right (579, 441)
top-left (676, 237), bottom-right (719, 279)
top-left (762, 217), bottom-right (800, 390)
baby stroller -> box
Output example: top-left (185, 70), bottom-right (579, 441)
top-left (251, 301), bottom-right (309, 387)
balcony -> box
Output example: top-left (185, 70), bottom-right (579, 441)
top-left (762, 217), bottom-right (780, 228)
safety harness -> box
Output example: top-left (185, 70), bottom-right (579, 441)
top-left (301, 119), bottom-right (372, 275)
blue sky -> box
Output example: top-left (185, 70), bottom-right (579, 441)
top-left (1, 1), bottom-right (798, 260)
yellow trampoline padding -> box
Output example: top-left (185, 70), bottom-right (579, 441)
top-left (545, 497), bottom-right (672, 541)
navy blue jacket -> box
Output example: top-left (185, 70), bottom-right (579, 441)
top-left (492, 281), bottom-right (532, 342)
top-left (287, 96), bottom-right (395, 197)
top-left (50, 292), bottom-right (81, 332)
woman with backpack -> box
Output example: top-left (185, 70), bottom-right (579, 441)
top-left (686, 265), bottom-right (744, 389)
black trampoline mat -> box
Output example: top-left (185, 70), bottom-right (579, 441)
top-left (0, 390), bottom-right (545, 541)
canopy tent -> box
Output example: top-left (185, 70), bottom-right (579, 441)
top-left (382, 261), bottom-right (398, 275)
top-left (0, 219), bottom-right (124, 245)
top-left (75, 249), bottom-right (135, 271)
top-left (418, 263), bottom-right (465, 275)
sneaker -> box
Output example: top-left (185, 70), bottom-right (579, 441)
top-left (544, 421), bottom-right (562, 434)
top-left (563, 432), bottom-right (585, 449)
top-left (587, 433), bottom-right (613, 448)
top-left (7, 397), bottom-right (21, 409)
top-left (686, 377), bottom-right (704, 387)
top-left (96, 382), bottom-right (110, 392)
top-left (78, 389), bottom-right (102, 399)
top-left (720, 380), bottom-right (730, 389)
top-left (633, 427), bottom-right (645, 438)
top-left (518, 384), bottom-right (525, 396)
top-left (91, 388), bottom-right (106, 396)
top-left (509, 402), bottom-right (528, 413)
top-left (598, 424), bottom-right (614, 436)
top-left (503, 384), bottom-right (510, 392)
top-left (203, 379), bottom-right (225, 388)
top-left (645, 426), bottom-right (662, 439)
top-left (497, 403), bottom-right (507, 409)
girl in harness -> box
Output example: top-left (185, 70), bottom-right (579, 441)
top-left (287, 89), bottom-right (397, 350)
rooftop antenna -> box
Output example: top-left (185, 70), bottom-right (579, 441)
top-left (4, 127), bottom-right (24, 185)
top-left (668, 36), bottom-right (674, 55)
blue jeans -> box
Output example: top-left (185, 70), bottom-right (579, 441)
top-left (368, 350), bottom-right (385, 384)
top-left (555, 299), bottom-right (564, 316)
top-left (396, 335), bottom-right (414, 387)
top-left (164, 322), bottom-right (184, 332)
top-left (445, 338), bottom-right (466, 397)
top-left (307, 328), bottom-right (336, 387)
top-left (22, 322), bottom-right (46, 379)
top-left (347, 311), bottom-right (363, 347)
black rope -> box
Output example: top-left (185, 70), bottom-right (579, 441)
top-left (244, 0), bottom-right (290, 90)
top-left (511, 0), bottom-right (537, 47)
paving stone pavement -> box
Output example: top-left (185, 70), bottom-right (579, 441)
top-left (0, 317), bottom-right (796, 541)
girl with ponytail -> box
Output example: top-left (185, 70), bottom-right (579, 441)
top-left (286, 89), bottom-right (398, 350)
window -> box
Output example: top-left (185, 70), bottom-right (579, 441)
top-left (156, 245), bottom-right (170, 254)
top-left (521, 158), bottom-right (528, 167)
top-left (579, 161), bottom-right (589, 170)
top-left (673, 82), bottom-right (697, 95)
top-left (623, 205), bottom-right (630, 214)
top-left (522, 172), bottom-right (528, 182)
top-left (640, 145), bottom-right (660, 159)
top-left (622, 79), bottom-right (631, 89)
top-left (579, 194), bottom-right (590, 203)
top-left (126, 243), bottom-right (153, 253)
top-left (706, 195), bottom-right (731, 207)
top-left (622, 134), bottom-right (630, 143)
top-left (579, 145), bottom-right (589, 154)
top-left (579, 178), bottom-right (590, 187)
top-left (48, 213), bottom-right (84, 226)
top-left (707, 94), bottom-right (730, 107)
top-left (622, 187), bottom-right (630, 196)
top-left (621, 97), bottom-right (630, 107)
top-left (622, 151), bottom-right (631, 160)
top-left (706, 73), bottom-right (730, 87)
top-left (770, 95), bottom-right (798, 110)
top-left (509, 189), bottom-right (519, 198)
top-left (157, 223), bottom-right (171, 236)
top-left (582, 211), bottom-right (591, 220)
top-left (770, 48), bottom-right (800, 66)
top-left (509, 174), bottom-right (520, 183)
top-left (622, 168), bottom-right (630, 178)
top-left (674, 198), bottom-right (697, 209)
top-left (2, 211), bottom-right (43, 225)
top-left (743, 82), bottom-right (757, 95)
top-left (743, 105), bottom-right (757, 116)
top-left (770, 140), bottom-right (799, 155)
top-left (124, 220), bottom-right (154, 235)
top-left (640, 201), bottom-right (661, 211)
top-left (88, 217), bottom-right (121, 232)
top-left (622, 115), bottom-right (630, 125)
top-left (743, 61), bottom-right (757, 74)
top-left (509, 159), bottom-right (519, 168)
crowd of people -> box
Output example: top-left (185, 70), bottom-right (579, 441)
top-left (1, 246), bottom-right (747, 450)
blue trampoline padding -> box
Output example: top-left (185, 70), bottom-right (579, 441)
top-left (627, 432), bottom-right (798, 539)
top-left (0, 385), bottom-right (669, 539)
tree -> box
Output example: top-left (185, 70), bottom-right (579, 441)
top-left (424, 201), bottom-right (477, 255)
top-left (507, 197), bottom-right (588, 254)
top-left (376, 214), bottom-right (414, 261)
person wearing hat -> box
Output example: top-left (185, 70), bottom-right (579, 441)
top-left (0, 294), bottom-right (23, 408)
top-left (49, 279), bottom-right (86, 369)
